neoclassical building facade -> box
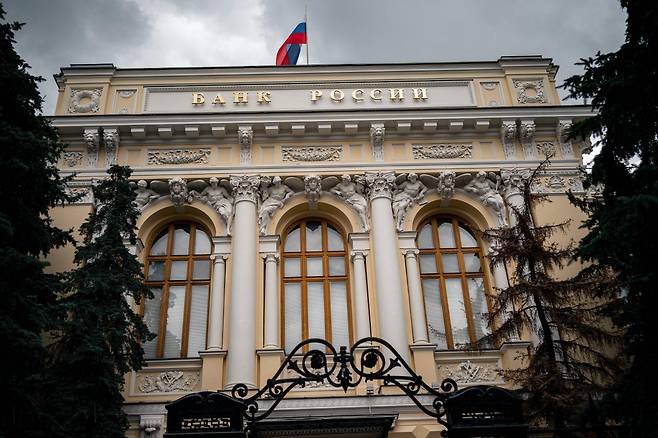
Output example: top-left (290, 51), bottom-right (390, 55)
top-left (48, 56), bottom-right (592, 437)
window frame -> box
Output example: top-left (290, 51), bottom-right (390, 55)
top-left (417, 216), bottom-right (493, 349)
top-left (280, 218), bottom-right (353, 353)
top-left (142, 222), bottom-right (212, 359)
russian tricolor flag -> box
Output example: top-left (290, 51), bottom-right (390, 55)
top-left (276, 22), bottom-right (307, 66)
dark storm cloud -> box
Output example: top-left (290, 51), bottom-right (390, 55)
top-left (3, 0), bottom-right (626, 114)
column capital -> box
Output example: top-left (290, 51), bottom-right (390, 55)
top-left (261, 252), bottom-right (280, 263)
top-left (365, 171), bottom-right (396, 200)
top-left (210, 253), bottom-right (229, 262)
top-left (230, 174), bottom-right (260, 204)
top-left (500, 167), bottom-right (531, 198)
top-left (402, 248), bottom-right (420, 257)
top-left (350, 250), bottom-right (368, 261)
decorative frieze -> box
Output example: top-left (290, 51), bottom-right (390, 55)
top-left (536, 141), bottom-right (556, 158)
top-left (281, 145), bottom-right (342, 162)
top-left (69, 88), bottom-right (102, 113)
top-left (531, 172), bottom-right (585, 194)
top-left (62, 151), bottom-right (83, 167)
top-left (136, 370), bottom-right (200, 393)
top-left (437, 360), bottom-right (500, 384)
top-left (513, 79), bottom-right (547, 104)
top-left (66, 181), bottom-right (94, 204)
top-left (412, 143), bottom-right (472, 159)
top-left (147, 149), bottom-right (210, 165)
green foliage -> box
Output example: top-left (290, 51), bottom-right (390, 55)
top-left (483, 161), bottom-right (620, 433)
top-left (562, 1), bottom-right (658, 435)
top-left (0, 3), bottom-right (74, 436)
top-left (48, 165), bottom-right (153, 438)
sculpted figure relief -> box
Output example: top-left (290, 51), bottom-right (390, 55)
top-left (330, 174), bottom-right (369, 231)
top-left (197, 177), bottom-right (234, 232)
top-left (464, 171), bottom-right (506, 226)
top-left (392, 173), bottom-right (428, 231)
top-left (134, 180), bottom-right (161, 211)
top-left (258, 176), bottom-right (294, 235)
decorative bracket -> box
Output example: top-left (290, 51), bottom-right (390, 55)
top-left (370, 123), bottom-right (385, 161)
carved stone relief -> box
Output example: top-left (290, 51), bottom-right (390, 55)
top-left (304, 175), bottom-right (322, 208)
top-left (392, 173), bottom-right (428, 231)
top-left (500, 121), bottom-right (517, 160)
top-left (83, 128), bottom-right (100, 168)
top-left (258, 176), bottom-right (294, 235)
top-left (147, 149), bottom-right (211, 165)
top-left (103, 128), bottom-right (120, 167)
top-left (230, 174), bottom-right (260, 204)
top-left (437, 360), bottom-right (500, 384)
top-left (169, 177), bottom-right (192, 208)
top-left (281, 146), bottom-right (342, 162)
top-left (513, 79), bottom-right (547, 104)
top-left (557, 120), bottom-right (574, 158)
top-left (238, 126), bottom-right (253, 165)
top-left (137, 370), bottom-right (200, 393)
top-left (69, 88), bottom-right (102, 113)
top-left (62, 151), bottom-right (83, 167)
top-left (370, 124), bottom-right (385, 161)
top-left (66, 181), bottom-right (94, 204)
top-left (520, 121), bottom-right (536, 159)
top-left (536, 141), bottom-right (557, 158)
top-left (412, 144), bottom-right (472, 159)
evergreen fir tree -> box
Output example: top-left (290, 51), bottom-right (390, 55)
top-left (0, 4), bottom-right (74, 436)
top-left (562, 1), bottom-right (658, 435)
top-left (48, 165), bottom-right (153, 438)
top-left (483, 160), bottom-right (620, 435)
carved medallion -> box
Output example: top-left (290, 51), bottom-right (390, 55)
top-left (513, 79), bottom-right (547, 104)
top-left (69, 88), bottom-right (102, 113)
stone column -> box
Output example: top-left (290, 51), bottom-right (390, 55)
top-left (206, 236), bottom-right (231, 350)
top-left (349, 233), bottom-right (371, 340)
top-left (398, 232), bottom-right (428, 344)
top-left (260, 235), bottom-right (281, 349)
top-left (225, 175), bottom-right (260, 389)
top-left (365, 172), bottom-right (410, 361)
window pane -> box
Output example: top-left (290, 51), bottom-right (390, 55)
top-left (163, 286), bottom-right (186, 357)
top-left (422, 279), bottom-right (447, 349)
top-left (186, 285), bottom-right (209, 357)
top-left (192, 260), bottom-right (210, 280)
top-left (463, 253), bottom-right (482, 272)
top-left (419, 254), bottom-right (437, 274)
top-left (147, 261), bottom-right (165, 281)
top-left (284, 258), bottom-right (301, 277)
top-left (328, 257), bottom-right (345, 276)
top-left (170, 261), bottom-right (188, 280)
top-left (467, 277), bottom-right (490, 343)
top-left (305, 221), bottom-right (322, 251)
top-left (307, 282), bottom-right (326, 349)
top-left (142, 287), bottom-right (163, 359)
top-left (438, 221), bottom-right (456, 248)
top-left (441, 254), bottom-right (460, 273)
top-left (327, 226), bottom-right (344, 251)
top-left (172, 225), bottom-right (191, 255)
top-left (194, 229), bottom-right (211, 254)
top-left (417, 224), bottom-right (434, 249)
top-left (306, 257), bottom-right (323, 277)
top-left (459, 226), bottom-right (478, 247)
top-left (284, 284), bottom-right (302, 353)
top-left (330, 281), bottom-right (349, 348)
top-left (284, 226), bottom-right (301, 252)
top-left (150, 230), bottom-right (169, 256)
top-left (445, 279), bottom-right (469, 348)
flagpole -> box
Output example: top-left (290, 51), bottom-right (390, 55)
top-left (305, 4), bottom-right (310, 65)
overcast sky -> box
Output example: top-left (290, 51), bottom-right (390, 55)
top-left (5, 0), bottom-right (627, 115)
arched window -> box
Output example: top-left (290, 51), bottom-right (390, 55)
top-left (142, 223), bottom-right (212, 359)
top-left (281, 219), bottom-right (352, 352)
top-left (417, 216), bottom-right (491, 349)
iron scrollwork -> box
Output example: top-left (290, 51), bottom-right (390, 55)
top-left (231, 337), bottom-right (458, 426)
